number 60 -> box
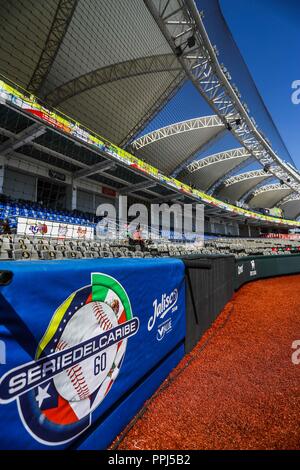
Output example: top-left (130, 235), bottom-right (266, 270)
top-left (94, 353), bottom-right (107, 375)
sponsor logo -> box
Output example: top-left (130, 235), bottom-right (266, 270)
top-left (148, 289), bottom-right (178, 341)
top-left (29, 223), bottom-right (48, 235)
top-left (77, 226), bottom-right (88, 238)
top-left (250, 259), bottom-right (257, 277)
top-left (0, 340), bottom-right (6, 365)
top-left (237, 265), bottom-right (244, 276)
top-left (0, 273), bottom-right (139, 445)
top-left (48, 169), bottom-right (66, 182)
top-left (58, 224), bottom-right (68, 237)
top-left (291, 80), bottom-right (300, 105)
top-left (291, 340), bottom-right (300, 365)
top-left (156, 319), bottom-right (172, 341)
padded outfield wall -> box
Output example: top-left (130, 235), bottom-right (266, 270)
top-left (0, 253), bottom-right (300, 448)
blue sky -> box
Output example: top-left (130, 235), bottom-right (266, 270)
top-left (142, 0), bottom-right (299, 172)
top-left (218, 0), bottom-right (300, 167)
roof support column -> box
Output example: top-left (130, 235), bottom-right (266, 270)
top-left (71, 183), bottom-right (77, 211)
top-left (0, 161), bottom-right (5, 194)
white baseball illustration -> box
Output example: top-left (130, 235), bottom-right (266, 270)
top-left (53, 302), bottom-right (118, 402)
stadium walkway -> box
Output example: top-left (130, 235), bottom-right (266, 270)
top-left (111, 275), bottom-right (300, 450)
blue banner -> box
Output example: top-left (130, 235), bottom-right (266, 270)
top-left (0, 258), bottom-right (185, 449)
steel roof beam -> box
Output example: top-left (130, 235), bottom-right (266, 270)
top-left (27, 0), bottom-right (78, 95)
top-left (0, 128), bottom-right (87, 170)
top-left (31, 142), bottom-right (89, 169)
top-left (122, 72), bottom-right (185, 148)
top-left (185, 147), bottom-right (253, 195)
top-left (252, 182), bottom-right (291, 196)
top-left (247, 183), bottom-right (293, 207)
top-left (188, 147), bottom-right (250, 172)
top-left (240, 177), bottom-right (275, 204)
top-left (222, 169), bottom-right (275, 188)
top-left (131, 114), bottom-right (223, 149)
top-left (73, 161), bottom-right (116, 180)
top-left (143, 187), bottom-right (168, 198)
top-left (95, 171), bottom-right (133, 188)
top-left (0, 127), bottom-right (15, 139)
top-left (277, 192), bottom-right (300, 206)
top-left (45, 54), bottom-right (183, 106)
top-left (119, 181), bottom-right (157, 195)
top-left (0, 123), bottom-right (46, 156)
top-left (151, 193), bottom-right (185, 203)
top-left (44, 53), bottom-right (186, 148)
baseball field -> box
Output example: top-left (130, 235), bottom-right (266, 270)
top-left (111, 275), bottom-right (300, 450)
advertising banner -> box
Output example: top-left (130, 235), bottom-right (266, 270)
top-left (1, 79), bottom-right (299, 228)
top-left (235, 254), bottom-right (300, 289)
top-left (0, 258), bottom-right (185, 449)
top-left (268, 207), bottom-right (283, 218)
top-left (235, 258), bottom-right (259, 288)
top-left (17, 217), bottom-right (94, 240)
top-left (262, 233), bottom-right (300, 240)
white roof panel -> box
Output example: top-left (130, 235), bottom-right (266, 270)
top-left (132, 116), bottom-right (224, 175)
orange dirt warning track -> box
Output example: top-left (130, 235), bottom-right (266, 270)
top-left (111, 275), bottom-right (300, 450)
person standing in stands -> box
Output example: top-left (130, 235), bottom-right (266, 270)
top-left (133, 223), bottom-right (142, 241)
top-left (1, 218), bottom-right (11, 234)
top-left (133, 223), bottom-right (145, 251)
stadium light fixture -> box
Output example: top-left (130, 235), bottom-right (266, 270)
top-left (175, 35), bottom-right (196, 57)
top-left (228, 118), bottom-right (241, 128)
top-left (187, 36), bottom-right (196, 48)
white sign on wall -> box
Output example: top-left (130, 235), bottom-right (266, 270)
top-left (17, 217), bottom-right (94, 240)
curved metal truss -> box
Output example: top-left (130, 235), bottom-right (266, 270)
top-left (278, 193), bottom-right (300, 219)
top-left (187, 147), bottom-right (250, 172)
top-left (45, 53), bottom-right (183, 106)
top-left (144, 0), bottom-right (300, 194)
top-left (223, 169), bottom-right (273, 188)
top-left (240, 178), bottom-right (277, 204)
top-left (122, 72), bottom-right (186, 148)
top-left (187, 147), bottom-right (254, 195)
top-left (277, 193), bottom-right (300, 206)
top-left (131, 114), bottom-right (223, 150)
top-left (209, 156), bottom-right (254, 195)
top-left (28, 0), bottom-right (78, 95)
top-left (252, 182), bottom-right (290, 197)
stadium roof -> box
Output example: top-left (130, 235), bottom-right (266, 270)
top-left (217, 170), bottom-right (273, 202)
top-left (248, 183), bottom-right (294, 208)
top-left (131, 115), bottom-right (225, 175)
top-left (279, 196), bottom-right (300, 220)
top-left (0, 0), bottom-right (186, 146)
top-left (0, 0), bottom-right (299, 227)
top-left (180, 147), bottom-right (251, 192)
